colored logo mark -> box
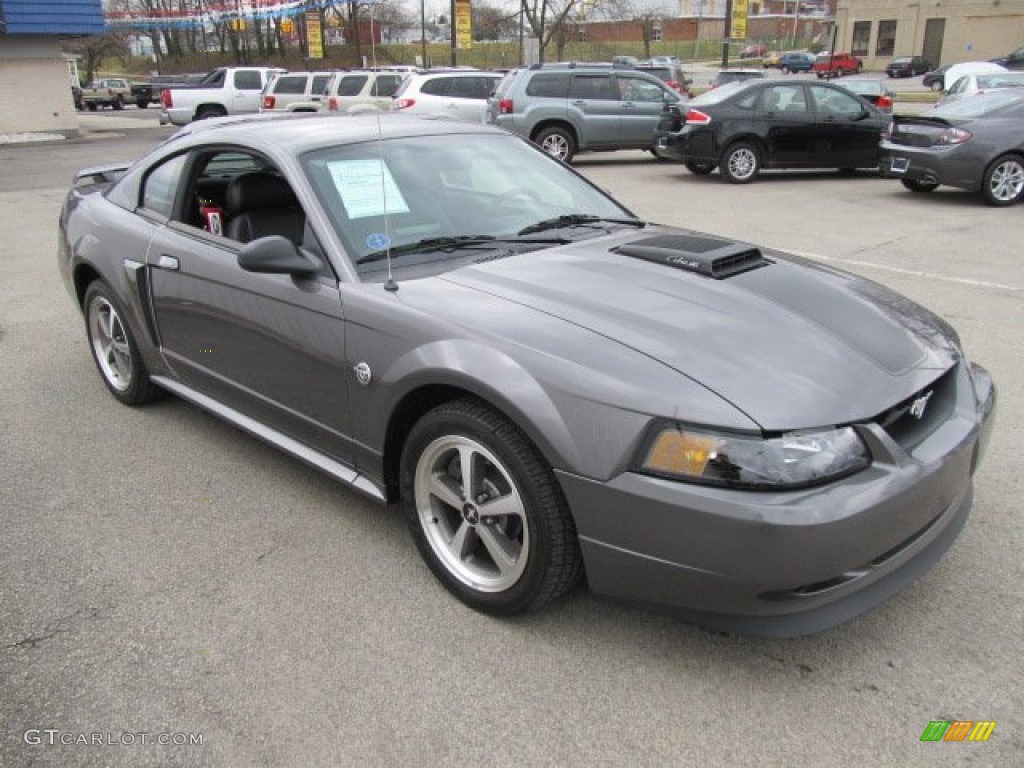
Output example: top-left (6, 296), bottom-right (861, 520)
top-left (366, 233), bottom-right (390, 251)
top-left (920, 720), bottom-right (996, 742)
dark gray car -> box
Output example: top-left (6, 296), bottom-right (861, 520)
top-left (881, 89), bottom-right (1024, 205)
top-left (59, 114), bottom-right (995, 636)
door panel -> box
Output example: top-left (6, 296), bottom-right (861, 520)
top-left (568, 74), bottom-right (622, 147)
top-left (146, 225), bottom-right (353, 462)
top-left (758, 84), bottom-right (817, 166)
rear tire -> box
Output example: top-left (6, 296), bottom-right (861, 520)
top-left (981, 154), bottom-right (1024, 206)
top-left (136, 99), bottom-right (148, 109)
top-left (533, 125), bottom-right (576, 163)
top-left (901, 178), bottom-right (939, 193)
top-left (721, 142), bottom-right (760, 184)
top-left (196, 105), bottom-right (227, 121)
top-left (401, 399), bottom-right (583, 615)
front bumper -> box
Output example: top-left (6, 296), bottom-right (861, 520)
top-left (556, 361), bottom-right (996, 637)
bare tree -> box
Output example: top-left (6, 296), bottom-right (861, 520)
top-left (69, 32), bottom-right (131, 84)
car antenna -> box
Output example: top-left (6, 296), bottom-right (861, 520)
top-left (368, 3), bottom-right (398, 292)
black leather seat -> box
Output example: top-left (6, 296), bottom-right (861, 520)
top-left (224, 172), bottom-right (305, 245)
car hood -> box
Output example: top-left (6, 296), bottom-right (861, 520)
top-left (409, 227), bottom-right (959, 430)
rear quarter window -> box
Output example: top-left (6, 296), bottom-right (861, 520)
top-left (526, 73), bottom-right (570, 98)
top-left (141, 154), bottom-right (188, 218)
top-left (420, 78), bottom-right (451, 96)
top-left (336, 75), bottom-right (368, 96)
top-left (272, 75), bottom-right (308, 94)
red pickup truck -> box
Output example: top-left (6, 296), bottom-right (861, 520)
top-left (812, 52), bottom-right (863, 79)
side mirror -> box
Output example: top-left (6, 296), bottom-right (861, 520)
top-left (237, 235), bottom-right (321, 277)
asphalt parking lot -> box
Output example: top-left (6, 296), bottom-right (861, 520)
top-left (1, 120), bottom-right (1021, 768)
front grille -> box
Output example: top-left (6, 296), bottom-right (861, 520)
top-left (873, 367), bottom-right (956, 450)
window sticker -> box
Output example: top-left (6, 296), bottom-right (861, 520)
top-left (366, 233), bottom-right (391, 250)
top-left (327, 158), bottom-right (410, 220)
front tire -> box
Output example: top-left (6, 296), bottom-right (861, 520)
top-left (533, 125), bottom-right (576, 163)
top-left (401, 399), bottom-right (582, 616)
top-left (83, 282), bottom-right (161, 406)
top-left (721, 142), bottom-right (760, 184)
top-left (981, 154), bottom-right (1024, 206)
top-left (684, 160), bottom-right (715, 175)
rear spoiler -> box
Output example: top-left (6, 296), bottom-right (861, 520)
top-left (73, 163), bottom-right (130, 188)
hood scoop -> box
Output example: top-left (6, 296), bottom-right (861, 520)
top-left (613, 234), bottom-right (771, 279)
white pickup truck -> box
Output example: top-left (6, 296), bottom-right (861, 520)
top-left (159, 66), bottom-right (285, 125)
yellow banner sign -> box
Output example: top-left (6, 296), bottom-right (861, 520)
top-left (455, 0), bottom-right (472, 50)
top-left (730, 0), bottom-right (748, 40)
top-left (306, 11), bottom-right (323, 59)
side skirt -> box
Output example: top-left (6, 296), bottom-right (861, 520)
top-left (151, 375), bottom-right (387, 504)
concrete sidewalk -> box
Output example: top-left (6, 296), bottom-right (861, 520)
top-left (0, 111), bottom-right (162, 144)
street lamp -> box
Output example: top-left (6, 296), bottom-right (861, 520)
top-left (421, 0), bottom-right (427, 67)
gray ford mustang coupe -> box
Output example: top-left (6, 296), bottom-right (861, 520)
top-left (59, 114), bottom-right (995, 636)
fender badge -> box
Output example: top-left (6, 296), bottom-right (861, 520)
top-left (353, 362), bottom-right (372, 386)
top-left (909, 391), bottom-right (933, 420)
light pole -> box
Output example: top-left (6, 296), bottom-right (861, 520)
top-left (420, 0), bottom-right (427, 67)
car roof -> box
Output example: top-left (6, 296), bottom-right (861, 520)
top-left (166, 113), bottom-right (503, 154)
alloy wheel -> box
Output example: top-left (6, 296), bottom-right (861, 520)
top-left (414, 435), bottom-right (529, 592)
top-left (986, 157), bottom-right (1024, 204)
top-left (88, 295), bottom-right (133, 392)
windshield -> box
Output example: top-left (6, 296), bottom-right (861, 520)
top-left (301, 133), bottom-right (635, 281)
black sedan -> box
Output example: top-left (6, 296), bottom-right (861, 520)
top-left (654, 79), bottom-right (891, 183)
top-left (881, 90), bottom-right (1024, 205)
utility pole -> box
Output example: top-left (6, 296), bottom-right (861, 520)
top-left (721, 0), bottom-right (733, 69)
top-left (450, 0), bottom-right (457, 66)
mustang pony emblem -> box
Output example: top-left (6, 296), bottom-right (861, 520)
top-left (909, 391), bottom-right (934, 420)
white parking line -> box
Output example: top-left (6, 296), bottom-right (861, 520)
top-left (791, 250), bottom-right (1021, 293)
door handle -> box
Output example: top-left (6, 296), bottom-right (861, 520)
top-left (156, 254), bottom-right (179, 271)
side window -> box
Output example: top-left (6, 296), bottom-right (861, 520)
top-left (616, 75), bottom-right (667, 103)
top-left (420, 77), bottom-right (451, 96)
top-left (810, 85), bottom-right (863, 117)
top-left (569, 74), bottom-right (617, 101)
top-left (336, 75), bottom-right (368, 96)
top-left (273, 75), bottom-right (307, 95)
top-left (524, 73), bottom-right (569, 98)
top-left (233, 70), bottom-right (264, 91)
top-left (373, 75), bottom-right (402, 97)
top-left (762, 85), bottom-right (807, 113)
top-left (311, 75), bottom-right (331, 95)
top-left (141, 154), bottom-right (188, 218)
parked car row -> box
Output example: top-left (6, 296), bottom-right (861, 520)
top-left (651, 77), bottom-right (1024, 207)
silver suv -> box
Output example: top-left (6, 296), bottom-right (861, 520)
top-left (486, 63), bottom-right (682, 162)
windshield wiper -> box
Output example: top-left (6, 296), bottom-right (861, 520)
top-left (357, 236), bottom-right (496, 265)
top-left (357, 235), bottom-right (571, 265)
top-left (517, 214), bottom-right (645, 236)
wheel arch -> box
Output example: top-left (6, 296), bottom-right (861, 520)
top-left (379, 346), bottom-right (584, 503)
top-left (529, 119), bottom-right (578, 146)
top-left (723, 134), bottom-right (767, 160)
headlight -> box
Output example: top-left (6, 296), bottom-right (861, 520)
top-left (639, 424), bottom-right (870, 490)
